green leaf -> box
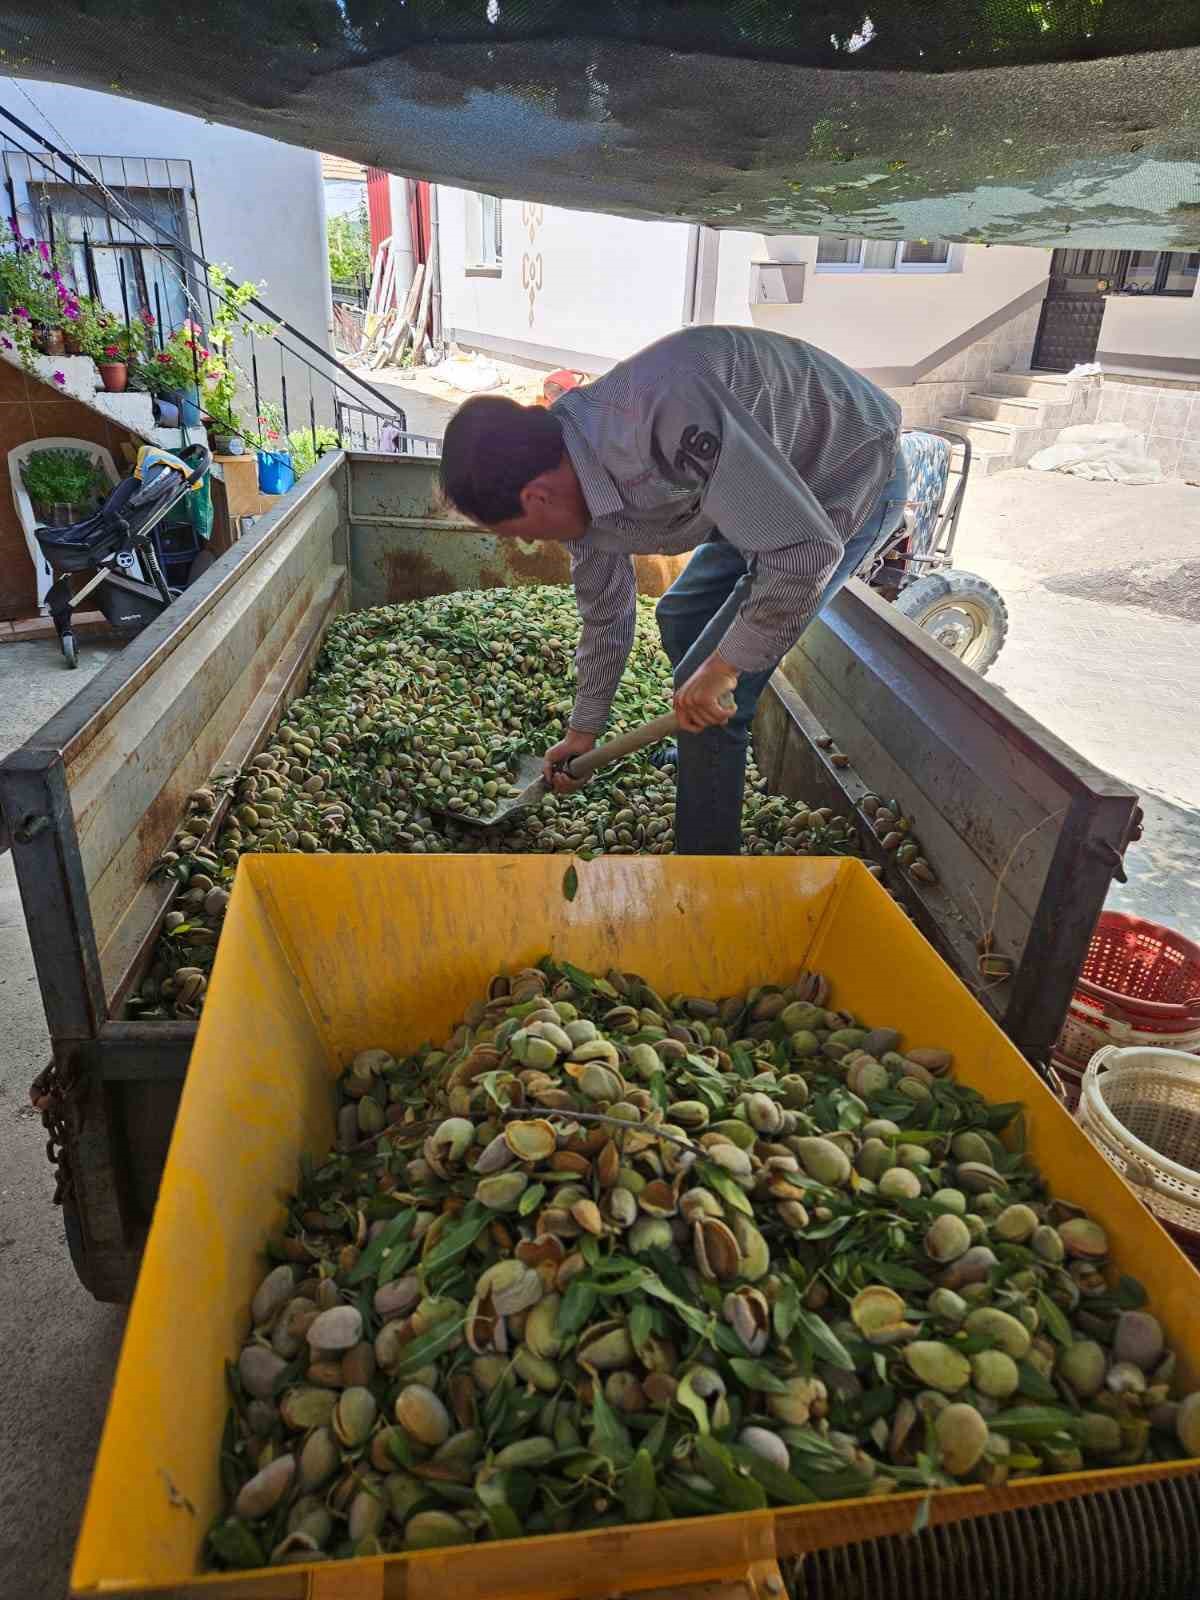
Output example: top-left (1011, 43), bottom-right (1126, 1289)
top-left (629, 1300), bottom-right (654, 1351)
top-left (420, 1204), bottom-right (490, 1283)
top-left (1113, 1274), bottom-right (1148, 1309)
top-left (986, 1405), bottom-right (1081, 1441)
top-left (387, 1428), bottom-right (414, 1468)
top-left (562, 864), bottom-right (579, 903)
top-left (343, 1206), bottom-right (415, 1286)
top-left (1037, 1291), bottom-right (1075, 1349)
top-left (640, 1272), bottom-right (718, 1344)
top-left (729, 1045), bottom-right (755, 1080)
top-left (863, 1259), bottom-right (929, 1292)
top-left (793, 1309), bottom-right (855, 1372)
top-left (729, 1358), bottom-right (789, 1394)
top-left (207, 1519), bottom-right (265, 1570)
top-left (560, 961), bottom-right (595, 994)
top-left (697, 1160), bottom-right (754, 1217)
top-left (694, 1436), bottom-right (768, 1512)
top-left (911, 1493), bottom-right (933, 1535)
top-left (729, 1446), bottom-right (818, 1505)
top-left (591, 1385), bottom-right (634, 1467)
top-left (394, 1314), bottom-right (467, 1377)
top-left (802, 1216), bottom-right (851, 1241)
top-left (518, 1182), bottom-right (545, 1217)
top-left (559, 1279), bottom-right (598, 1335)
top-left (1016, 1361), bottom-right (1058, 1401)
top-left (773, 1278), bottom-right (801, 1342)
top-left (621, 1448), bottom-right (658, 1522)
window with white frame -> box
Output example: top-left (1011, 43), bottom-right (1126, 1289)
top-left (815, 237), bottom-right (952, 272)
top-left (466, 193), bottom-right (503, 271)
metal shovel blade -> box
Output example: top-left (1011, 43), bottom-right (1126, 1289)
top-left (435, 752), bottom-right (550, 829)
top-left (432, 704), bottom-right (688, 831)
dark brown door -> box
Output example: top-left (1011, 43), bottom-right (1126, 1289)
top-left (1033, 249), bottom-right (1115, 370)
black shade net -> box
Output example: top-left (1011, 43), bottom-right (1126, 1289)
top-left (1, 3), bottom-right (1198, 245)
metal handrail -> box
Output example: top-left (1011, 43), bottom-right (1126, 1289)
top-left (0, 103), bottom-right (410, 452)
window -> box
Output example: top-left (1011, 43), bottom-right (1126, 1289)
top-left (38, 183), bottom-right (193, 329)
top-left (466, 193), bottom-right (503, 272)
top-left (1050, 248), bottom-right (1199, 297)
top-left (815, 236), bottom-right (952, 272)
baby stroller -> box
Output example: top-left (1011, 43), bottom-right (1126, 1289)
top-left (34, 444), bottom-right (211, 667)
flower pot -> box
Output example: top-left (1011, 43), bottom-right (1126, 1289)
top-left (97, 361), bottom-right (128, 394)
top-left (32, 499), bottom-right (89, 530)
top-left (36, 327), bottom-right (66, 357)
top-left (257, 449), bottom-right (295, 496)
top-left (64, 330), bottom-right (84, 356)
top-left (213, 434), bottom-right (246, 457)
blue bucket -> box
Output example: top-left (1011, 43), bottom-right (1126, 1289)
top-left (176, 385), bottom-right (203, 429)
top-left (257, 449), bottom-right (295, 496)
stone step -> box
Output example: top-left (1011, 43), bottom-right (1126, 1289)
top-left (939, 414), bottom-right (1019, 455)
top-left (92, 391), bottom-right (158, 432)
top-left (987, 368), bottom-right (1076, 401)
top-left (964, 392), bottom-right (1046, 425)
top-left (946, 437), bottom-right (1018, 478)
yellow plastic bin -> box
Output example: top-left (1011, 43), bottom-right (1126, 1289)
top-left (72, 856), bottom-right (1200, 1598)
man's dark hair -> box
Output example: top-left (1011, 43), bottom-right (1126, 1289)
top-left (439, 395), bottom-right (564, 524)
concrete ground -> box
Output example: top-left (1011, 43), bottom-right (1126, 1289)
top-left (954, 469), bottom-right (1200, 940)
top-left (0, 635), bottom-right (127, 1600)
top-left (0, 466), bottom-right (1197, 1596)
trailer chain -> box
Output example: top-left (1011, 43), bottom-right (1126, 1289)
top-left (29, 1057), bottom-right (77, 1206)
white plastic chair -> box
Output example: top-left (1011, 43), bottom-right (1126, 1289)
top-left (9, 437), bottom-right (120, 612)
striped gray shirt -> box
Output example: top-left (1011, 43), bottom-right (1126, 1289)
top-left (554, 325), bottom-right (900, 732)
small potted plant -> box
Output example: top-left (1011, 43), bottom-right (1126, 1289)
top-left (99, 324), bottom-right (146, 393)
top-left (0, 226), bottom-right (80, 367)
top-left (20, 447), bottom-right (107, 528)
top-left (250, 403), bottom-right (294, 494)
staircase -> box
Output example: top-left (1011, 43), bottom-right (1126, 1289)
top-left (6, 349), bottom-right (207, 451)
top-left (937, 369), bottom-right (1100, 476)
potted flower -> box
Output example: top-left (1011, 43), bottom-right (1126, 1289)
top-left (0, 225), bottom-right (80, 368)
top-left (88, 316), bottom-right (146, 393)
top-left (250, 402), bottom-right (294, 494)
top-left (20, 447), bottom-right (107, 528)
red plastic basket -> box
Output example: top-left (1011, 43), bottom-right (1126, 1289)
top-left (1078, 912), bottom-right (1200, 1022)
top-left (1055, 913), bottom-right (1200, 1081)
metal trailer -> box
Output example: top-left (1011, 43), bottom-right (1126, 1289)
top-left (0, 449), bottom-right (1140, 1304)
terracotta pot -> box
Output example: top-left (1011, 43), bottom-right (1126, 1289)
top-left (98, 361), bottom-right (128, 394)
top-left (63, 330), bottom-right (84, 356)
top-left (37, 327), bottom-right (66, 357)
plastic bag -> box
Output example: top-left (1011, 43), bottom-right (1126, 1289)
top-left (186, 471), bottom-right (214, 541)
top-left (1027, 422), bottom-right (1163, 485)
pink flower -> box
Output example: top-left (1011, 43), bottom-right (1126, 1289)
top-left (12, 306), bottom-right (28, 320)
top-left (104, 344), bottom-right (120, 358)
top-left (52, 370), bottom-right (65, 386)
top-left (37, 241), bottom-right (50, 262)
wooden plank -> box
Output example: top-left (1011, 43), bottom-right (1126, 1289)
top-left (100, 565), bottom-right (347, 1005)
top-left (68, 483), bottom-right (340, 951)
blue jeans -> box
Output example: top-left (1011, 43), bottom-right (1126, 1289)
top-left (656, 448), bottom-right (909, 855)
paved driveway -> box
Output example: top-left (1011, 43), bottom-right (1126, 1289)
top-left (953, 468), bottom-right (1200, 940)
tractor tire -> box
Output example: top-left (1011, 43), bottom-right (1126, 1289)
top-left (892, 568), bottom-right (1008, 675)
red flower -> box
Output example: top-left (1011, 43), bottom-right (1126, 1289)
top-left (104, 344), bottom-right (121, 358)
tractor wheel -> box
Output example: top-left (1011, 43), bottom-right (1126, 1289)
top-left (893, 569), bottom-right (1008, 674)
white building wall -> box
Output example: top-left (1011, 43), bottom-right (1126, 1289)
top-left (1098, 290), bottom-right (1200, 376)
top-left (711, 233), bottom-right (1050, 381)
top-left (438, 188), bottom-right (692, 370)
top-left (2, 81), bottom-right (332, 356)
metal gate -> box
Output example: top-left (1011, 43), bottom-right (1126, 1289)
top-left (1033, 249), bottom-right (1111, 370)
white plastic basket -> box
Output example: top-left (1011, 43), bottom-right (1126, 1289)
top-left (1078, 1044), bottom-right (1200, 1239)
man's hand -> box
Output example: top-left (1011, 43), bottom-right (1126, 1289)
top-left (675, 652), bottom-right (739, 733)
top-left (543, 727), bottom-right (597, 792)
